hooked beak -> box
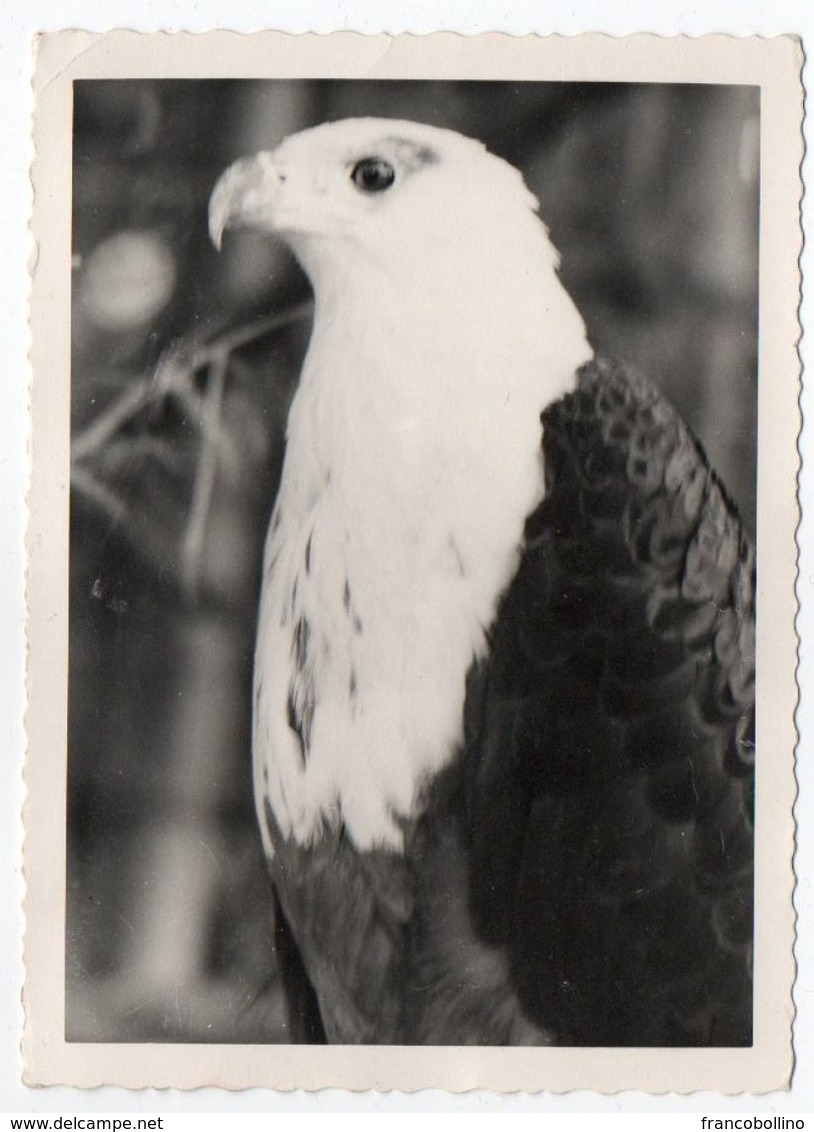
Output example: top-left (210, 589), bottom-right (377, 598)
top-left (208, 152), bottom-right (284, 251)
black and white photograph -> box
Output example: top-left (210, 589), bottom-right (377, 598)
top-left (23, 31), bottom-right (801, 1095)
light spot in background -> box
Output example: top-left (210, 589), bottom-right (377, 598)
top-left (80, 229), bottom-right (176, 332)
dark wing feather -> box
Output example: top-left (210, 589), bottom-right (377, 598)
top-left (263, 801), bottom-right (413, 1043)
top-left (465, 357), bottom-right (754, 1046)
top-left (264, 773), bottom-right (551, 1045)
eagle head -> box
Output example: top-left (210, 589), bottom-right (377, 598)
top-left (208, 118), bottom-right (543, 286)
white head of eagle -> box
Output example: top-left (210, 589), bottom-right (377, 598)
top-left (210, 118), bottom-right (592, 853)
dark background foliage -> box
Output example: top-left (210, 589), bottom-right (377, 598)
top-left (68, 80), bottom-right (759, 1041)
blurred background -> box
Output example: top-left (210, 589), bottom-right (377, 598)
top-left (68, 80), bottom-right (759, 1042)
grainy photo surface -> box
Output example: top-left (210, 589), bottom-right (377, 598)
top-left (68, 77), bottom-right (759, 1045)
top-left (25, 31), bottom-right (800, 1093)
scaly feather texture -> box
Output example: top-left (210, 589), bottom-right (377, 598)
top-left (466, 358), bottom-right (754, 1045)
top-left (210, 120), bottom-right (754, 1045)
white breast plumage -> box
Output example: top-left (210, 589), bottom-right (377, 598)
top-left (235, 118), bottom-right (591, 852)
top-left (254, 299), bottom-right (587, 852)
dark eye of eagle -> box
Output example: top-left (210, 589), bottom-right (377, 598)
top-left (351, 157), bottom-right (396, 193)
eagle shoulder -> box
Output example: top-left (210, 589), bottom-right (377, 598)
top-left (465, 357), bottom-right (755, 1045)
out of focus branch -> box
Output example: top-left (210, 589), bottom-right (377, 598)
top-left (72, 302), bottom-right (313, 466)
top-left (181, 346), bottom-right (229, 598)
top-left (70, 300), bottom-right (313, 584)
top-left (71, 464), bottom-right (129, 524)
top-left (72, 382), bottom-right (155, 465)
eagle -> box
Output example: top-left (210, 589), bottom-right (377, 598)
top-left (208, 118), bottom-right (755, 1047)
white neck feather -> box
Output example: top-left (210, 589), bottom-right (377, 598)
top-left (254, 205), bottom-right (591, 852)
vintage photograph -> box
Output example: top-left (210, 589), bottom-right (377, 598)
top-left (25, 32), bottom-right (800, 1093)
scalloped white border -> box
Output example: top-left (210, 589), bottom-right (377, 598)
top-left (21, 27), bottom-right (803, 1101)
